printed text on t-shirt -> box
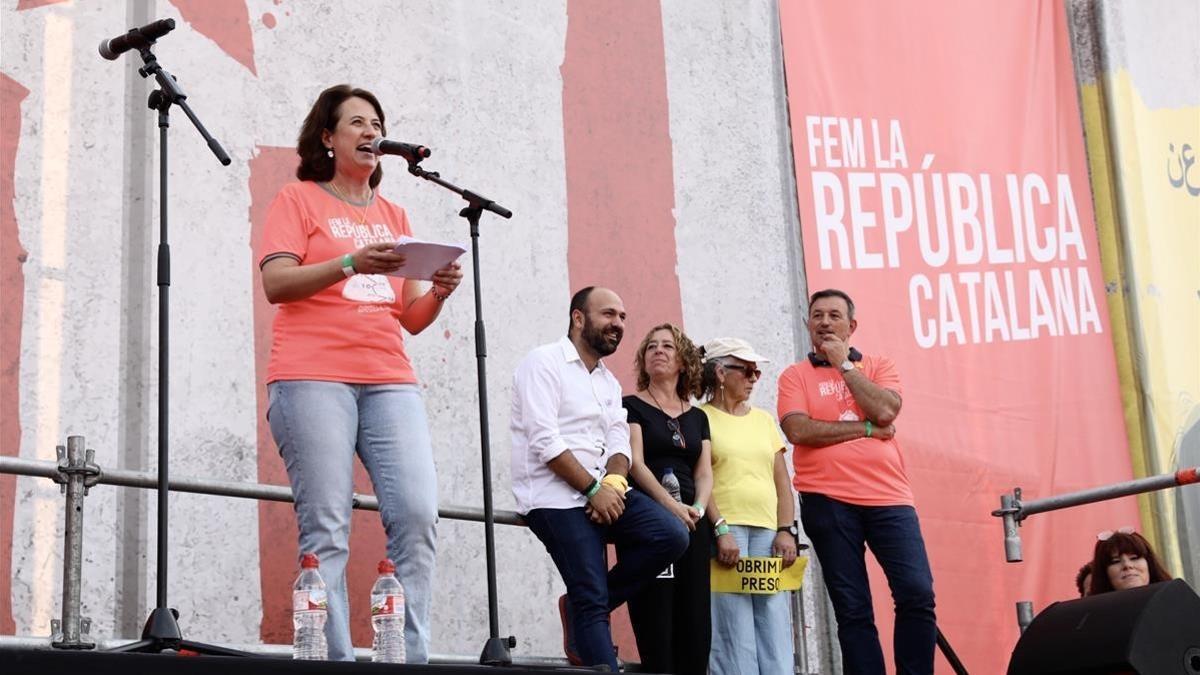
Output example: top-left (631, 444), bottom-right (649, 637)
top-left (818, 380), bottom-right (850, 400)
top-left (330, 218), bottom-right (396, 248)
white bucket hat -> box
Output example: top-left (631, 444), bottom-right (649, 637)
top-left (701, 337), bottom-right (770, 363)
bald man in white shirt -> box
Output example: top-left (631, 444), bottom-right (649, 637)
top-left (511, 286), bottom-right (688, 671)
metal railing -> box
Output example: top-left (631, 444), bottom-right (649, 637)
top-left (0, 450), bottom-right (525, 524)
top-left (0, 436), bottom-right (818, 669)
top-left (0, 435), bottom-right (528, 659)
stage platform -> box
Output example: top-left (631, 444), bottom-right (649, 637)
top-left (0, 648), bottom-right (601, 675)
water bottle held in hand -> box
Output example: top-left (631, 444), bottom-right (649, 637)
top-left (371, 558), bottom-right (406, 663)
top-left (292, 552), bottom-right (328, 660)
top-left (661, 467), bottom-right (682, 503)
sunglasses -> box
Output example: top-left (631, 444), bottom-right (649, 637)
top-left (722, 363), bottom-right (761, 379)
top-left (1097, 526), bottom-right (1135, 541)
top-left (666, 419), bottom-right (685, 448)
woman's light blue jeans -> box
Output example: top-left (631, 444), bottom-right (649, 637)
top-left (267, 381), bottom-right (438, 662)
top-left (710, 525), bottom-right (794, 675)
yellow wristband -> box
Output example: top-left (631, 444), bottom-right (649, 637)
top-left (601, 474), bottom-right (628, 493)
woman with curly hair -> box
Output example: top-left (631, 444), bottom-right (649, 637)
top-left (624, 323), bottom-right (713, 675)
top-left (1088, 528), bottom-right (1173, 595)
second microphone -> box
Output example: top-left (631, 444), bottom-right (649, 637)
top-left (369, 138), bottom-right (431, 163)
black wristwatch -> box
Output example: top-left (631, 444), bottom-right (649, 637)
top-left (778, 522), bottom-right (799, 540)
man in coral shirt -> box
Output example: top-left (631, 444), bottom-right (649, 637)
top-left (777, 289), bottom-right (936, 675)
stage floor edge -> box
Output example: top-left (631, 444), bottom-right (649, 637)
top-left (0, 647), bottom-right (607, 675)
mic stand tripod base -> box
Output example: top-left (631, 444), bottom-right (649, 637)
top-left (480, 635), bottom-right (515, 666)
top-left (107, 607), bottom-right (255, 657)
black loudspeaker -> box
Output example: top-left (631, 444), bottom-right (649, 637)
top-left (1008, 579), bottom-right (1200, 674)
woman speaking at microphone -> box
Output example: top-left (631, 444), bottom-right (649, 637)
top-left (256, 84), bottom-right (462, 662)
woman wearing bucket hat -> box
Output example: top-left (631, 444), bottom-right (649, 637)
top-left (700, 337), bottom-right (797, 675)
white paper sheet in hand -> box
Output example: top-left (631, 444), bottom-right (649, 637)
top-left (386, 236), bottom-right (467, 280)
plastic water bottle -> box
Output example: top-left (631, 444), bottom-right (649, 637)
top-left (292, 552), bottom-right (328, 660)
top-left (661, 467), bottom-right (682, 503)
top-left (371, 558), bottom-right (406, 663)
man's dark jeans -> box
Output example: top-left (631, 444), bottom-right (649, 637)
top-left (525, 489), bottom-right (689, 671)
top-left (800, 492), bottom-right (937, 675)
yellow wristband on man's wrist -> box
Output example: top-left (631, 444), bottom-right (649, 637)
top-left (600, 474), bottom-right (628, 493)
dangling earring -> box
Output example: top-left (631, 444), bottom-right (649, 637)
top-left (326, 147), bottom-right (334, 158)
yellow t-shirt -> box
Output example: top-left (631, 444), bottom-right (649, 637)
top-left (702, 404), bottom-right (785, 530)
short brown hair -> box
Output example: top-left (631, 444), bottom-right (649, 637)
top-left (1074, 561), bottom-right (1092, 597)
top-left (1088, 531), bottom-right (1172, 595)
top-left (633, 323), bottom-right (702, 400)
top-left (809, 288), bottom-right (855, 320)
top-left (296, 84), bottom-right (386, 189)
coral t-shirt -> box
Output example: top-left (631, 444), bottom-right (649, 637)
top-left (256, 181), bottom-right (416, 384)
top-left (776, 355), bottom-right (913, 507)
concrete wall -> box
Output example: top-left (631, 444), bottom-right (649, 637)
top-left (1, 0), bottom-right (810, 661)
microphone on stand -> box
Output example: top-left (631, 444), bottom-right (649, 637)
top-left (369, 137), bottom-right (432, 164)
top-left (98, 18), bottom-right (176, 60)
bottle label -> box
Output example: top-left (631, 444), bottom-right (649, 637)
top-left (371, 593), bottom-right (404, 616)
top-left (293, 589), bottom-right (327, 611)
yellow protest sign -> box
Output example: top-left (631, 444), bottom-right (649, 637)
top-left (710, 556), bottom-right (808, 594)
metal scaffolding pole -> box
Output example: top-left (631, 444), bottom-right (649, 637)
top-left (48, 437), bottom-right (100, 649)
top-left (992, 467), bottom-right (1200, 563)
top-left (0, 454), bottom-right (525, 526)
top-left (991, 466), bottom-right (1200, 635)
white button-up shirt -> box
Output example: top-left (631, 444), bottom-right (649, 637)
top-left (510, 336), bottom-right (631, 514)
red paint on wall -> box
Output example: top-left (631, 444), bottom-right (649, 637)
top-left (0, 72), bottom-right (30, 635)
top-left (249, 148), bottom-right (391, 647)
top-left (16, 0), bottom-right (69, 9)
top-left (248, 147), bottom-right (294, 645)
top-left (561, 0), bottom-right (683, 658)
top-left (169, 0), bottom-right (257, 75)
top-left (561, 1), bottom-right (684, 394)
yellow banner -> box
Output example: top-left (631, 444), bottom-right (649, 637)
top-left (710, 556), bottom-right (808, 594)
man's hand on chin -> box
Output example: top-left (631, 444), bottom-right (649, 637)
top-left (820, 335), bottom-right (850, 366)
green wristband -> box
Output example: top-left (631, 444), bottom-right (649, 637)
top-left (692, 502), bottom-right (705, 518)
top-left (865, 420), bottom-right (873, 438)
top-left (584, 479), bottom-right (601, 499)
top-left (340, 253), bottom-right (356, 277)
top-left (715, 522), bottom-right (730, 537)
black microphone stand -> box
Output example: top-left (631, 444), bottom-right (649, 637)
top-left (936, 627), bottom-right (969, 675)
top-left (404, 159), bottom-right (515, 665)
top-left (107, 41), bottom-right (248, 658)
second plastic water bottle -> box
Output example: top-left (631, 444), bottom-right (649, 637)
top-left (371, 558), bottom-right (406, 663)
top-left (292, 552), bottom-right (328, 660)
top-left (661, 467), bottom-right (682, 502)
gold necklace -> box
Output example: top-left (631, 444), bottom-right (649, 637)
top-left (327, 181), bottom-right (373, 225)
top-left (645, 385), bottom-right (683, 418)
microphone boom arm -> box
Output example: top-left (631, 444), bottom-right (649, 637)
top-left (407, 163), bottom-right (512, 219)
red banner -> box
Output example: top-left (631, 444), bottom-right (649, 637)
top-left (779, 1), bottom-right (1138, 669)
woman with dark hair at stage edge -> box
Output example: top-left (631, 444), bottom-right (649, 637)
top-left (1087, 528), bottom-right (1173, 595)
top-left (624, 323), bottom-right (714, 675)
top-left (255, 84), bottom-right (462, 662)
